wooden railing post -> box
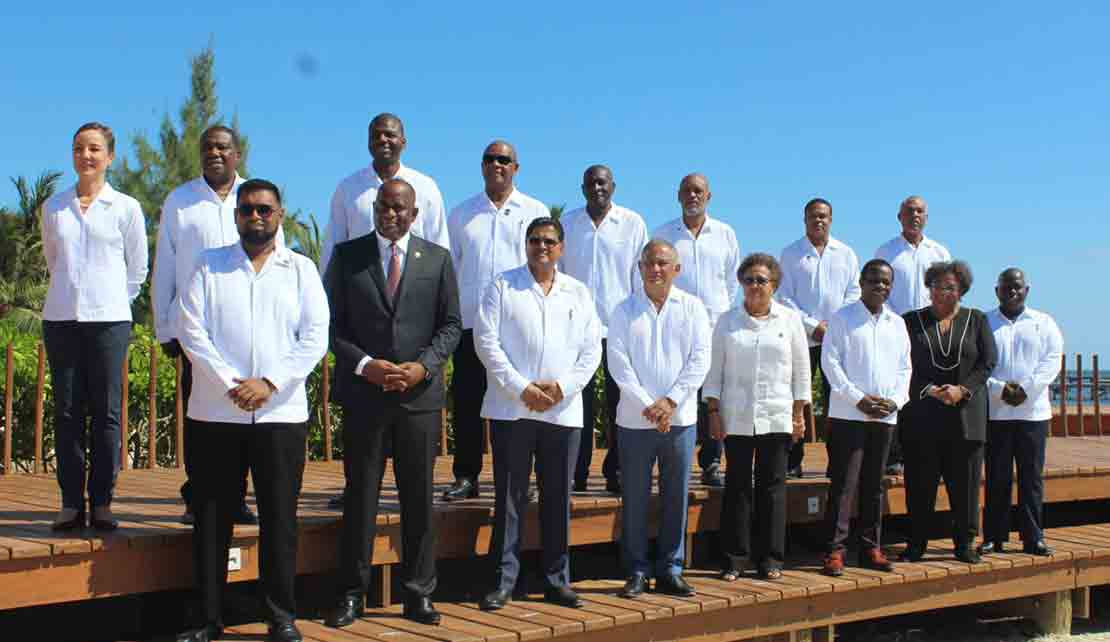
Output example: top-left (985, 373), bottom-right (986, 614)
top-left (175, 356), bottom-right (184, 468)
top-left (1059, 353), bottom-right (1068, 437)
top-left (3, 342), bottom-right (13, 474)
top-left (1076, 354), bottom-right (1085, 436)
top-left (322, 357), bottom-right (332, 461)
top-left (148, 343), bottom-right (157, 469)
top-left (33, 342), bottom-right (45, 473)
top-left (121, 347), bottom-right (130, 470)
top-left (1094, 355), bottom-right (1103, 437)
top-left (440, 408), bottom-right (448, 457)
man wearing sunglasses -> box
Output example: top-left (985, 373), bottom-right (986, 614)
top-left (559, 165), bottom-right (648, 495)
top-left (444, 141), bottom-right (549, 502)
top-left (475, 217), bottom-right (601, 611)
top-left (652, 173), bottom-right (741, 488)
top-left (154, 126), bottom-right (279, 526)
top-left (176, 179), bottom-right (329, 642)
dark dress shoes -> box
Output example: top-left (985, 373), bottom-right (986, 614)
top-left (605, 477), bottom-right (622, 495)
top-left (954, 546), bottom-right (982, 564)
top-left (978, 540), bottom-right (1005, 555)
top-left (859, 547), bottom-right (894, 572)
top-left (442, 478), bottom-right (479, 501)
top-left (544, 585), bottom-right (582, 608)
top-left (654, 574), bottom-right (696, 597)
top-left (324, 595), bottom-right (364, 628)
top-left (51, 509), bottom-right (85, 532)
top-left (404, 596), bottom-right (441, 625)
top-left (89, 504), bottom-right (118, 531)
top-left (898, 544), bottom-right (925, 562)
top-left (787, 465), bottom-right (804, 479)
top-left (572, 480), bottom-right (588, 493)
top-left (701, 464), bottom-right (723, 487)
top-left (235, 502), bottom-right (258, 525)
top-left (1024, 540), bottom-right (1054, 556)
top-left (268, 621), bottom-right (303, 642)
top-left (480, 588), bottom-right (512, 611)
top-left (885, 462), bottom-right (905, 476)
top-left (327, 492), bottom-right (345, 509)
top-left (619, 573), bottom-right (647, 598)
top-left (176, 624), bottom-right (222, 642)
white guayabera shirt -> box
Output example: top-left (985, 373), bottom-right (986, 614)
top-left (651, 215), bottom-right (741, 331)
top-left (777, 235), bottom-right (861, 347)
top-left (821, 301), bottom-right (912, 425)
top-left (986, 307), bottom-right (1064, 422)
top-left (874, 234), bottom-right (951, 315)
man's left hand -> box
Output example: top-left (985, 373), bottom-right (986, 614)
top-left (812, 321), bottom-right (828, 343)
top-left (383, 362), bottom-right (427, 393)
top-left (229, 377), bottom-right (275, 411)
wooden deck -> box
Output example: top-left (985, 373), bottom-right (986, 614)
top-left (3, 438), bottom-right (1110, 615)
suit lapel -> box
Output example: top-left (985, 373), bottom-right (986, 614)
top-left (365, 233), bottom-right (394, 314)
top-left (392, 236), bottom-right (425, 308)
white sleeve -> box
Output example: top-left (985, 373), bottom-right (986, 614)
top-left (419, 182), bottom-right (450, 250)
top-left (123, 201), bottom-right (149, 303)
top-left (177, 261), bottom-right (240, 392)
top-left (821, 315), bottom-right (866, 406)
top-left (666, 300), bottom-right (712, 405)
top-left (319, 184), bottom-right (346, 273)
top-left (556, 292), bottom-right (603, 399)
top-left (605, 307), bottom-right (655, 409)
top-left (264, 261), bottom-right (330, 391)
top-left (474, 278), bottom-right (531, 397)
top-left (703, 317), bottom-right (727, 401)
top-left (789, 312), bottom-right (813, 402)
top-left (1021, 317), bottom-right (1064, 402)
top-left (152, 196), bottom-right (177, 343)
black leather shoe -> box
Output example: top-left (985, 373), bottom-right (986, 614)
top-left (654, 574), bottom-right (695, 597)
top-left (954, 546), bottom-right (981, 564)
top-left (324, 595), bottom-right (363, 628)
top-left (787, 466), bottom-right (804, 479)
top-left (404, 596), bottom-right (441, 625)
top-left (573, 480), bottom-right (588, 493)
top-left (544, 585), bottom-right (582, 608)
top-left (619, 573), bottom-right (647, 598)
top-left (480, 588), bottom-right (512, 611)
top-left (235, 502), bottom-right (258, 525)
top-left (885, 462), bottom-right (904, 476)
top-left (442, 478), bottom-right (479, 501)
top-left (1024, 540), bottom-right (1054, 556)
top-left (268, 621), bottom-right (303, 642)
top-left (89, 504), bottom-right (118, 531)
top-left (978, 540), bottom-right (1005, 555)
top-left (176, 623), bottom-right (222, 642)
top-left (898, 544), bottom-right (925, 562)
top-left (701, 464), bottom-right (723, 487)
top-left (327, 492), bottom-right (345, 509)
top-left (51, 509), bottom-right (86, 532)
top-left (605, 477), bottom-right (622, 495)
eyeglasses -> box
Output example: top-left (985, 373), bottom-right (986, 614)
top-left (482, 154), bottom-right (514, 166)
top-left (236, 204), bottom-right (277, 219)
top-left (741, 276), bottom-right (772, 287)
top-left (527, 237), bottom-right (560, 247)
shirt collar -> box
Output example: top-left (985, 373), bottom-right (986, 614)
top-left (73, 182), bottom-right (117, 205)
top-left (367, 162), bottom-right (409, 185)
top-left (897, 233), bottom-right (934, 250)
top-left (231, 242), bottom-right (291, 273)
top-left (989, 306), bottom-right (1033, 324)
top-left (198, 173), bottom-right (244, 204)
top-left (377, 231), bottom-right (411, 257)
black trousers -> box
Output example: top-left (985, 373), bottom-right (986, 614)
top-left (575, 339), bottom-right (620, 486)
top-left (452, 330), bottom-right (488, 482)
top-left (178, 351), bottom-right (249, 509)
top-left (488, 419), bottom-right (580, 591)
top-left (823, 419), bottom-right (894, 552)
top-left (696, 391), bottom-right (722, 471)
top-left (338, 404), bottom-right (439, 600)
top-left (984, 419), bottom-right (1048, 545)
top-left (902, 429), bottom-right (983, 549)
top-left (720, 433), bottom-right (791, 568)
top-left (42, 320), bottom-right (130, 510)
top-left (788, 345), bottom-right (830, 473)
top-left (190, 420), bottom-right (306, 627)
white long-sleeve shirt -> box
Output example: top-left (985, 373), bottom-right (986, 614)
top-left (704, 301), bottom-right (811, 436)
top-left (821, 301), bottom-right (912, 425)
top-left (41, 183), bottom-right (148, 322)
top-left (558, 204), bottom-right (648, 337)
top-left (606, 288), bottom-right (711, 430)
top-left (475, 266), bottom-right (601, 428)
top-left (987, 307), bottom-right (1064, 422)
top-left (777, 235), bottom-right (861, 347)
top-left (874, 234), bottom-right (951, 315)
top-left (651, 215), bottom-right (741, 330)
top-left (448, 188), bottom-right (548, 329)
top-left (320, 163), bottom-right (448, 270)
top-left (177, 244), bottom-right (329, 424)
top-left (153, 175), bottom-right (285, 343)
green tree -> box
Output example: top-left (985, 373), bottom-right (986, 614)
top-left (0, 170), bottom-right (62, 333)
top-left (549, 204), bottom-right (565, 220)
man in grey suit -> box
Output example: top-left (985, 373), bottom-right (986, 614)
top-left (323, 179), bottom-right (462, 627)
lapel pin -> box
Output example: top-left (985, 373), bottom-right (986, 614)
top-left (414, 251), bottom-right (422, 259)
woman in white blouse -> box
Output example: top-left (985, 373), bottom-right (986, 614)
top-left (705, 253), bottom-right (810, 580)
top-left (40, 122), bottom-right (148, 531)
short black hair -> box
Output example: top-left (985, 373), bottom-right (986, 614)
top-left (924, 260), bottom-right (973, 296)
top-left (804, 198), bottom-right (832, 216)
top-left (237, 178), bottom-right (282, 205)
top-left (526, 216), bottom-right (564, 242)
top-left (369, 112), bottom-right (404, 133)
top-left (201, 125), bottom-right (241, 150)
top-left (738, 252), bottom-right (782, 287)
top-left (861, 258), bottom-right (894, 281)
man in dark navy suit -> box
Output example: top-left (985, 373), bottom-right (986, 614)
top-left (323, 178), bottom-right (461, 627)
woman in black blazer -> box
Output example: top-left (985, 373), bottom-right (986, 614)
top-left (899, 260), bottom-right (997, 563)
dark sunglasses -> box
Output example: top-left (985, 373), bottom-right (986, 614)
top-left (741, 276), bottom-right (772, 287)
top-left (482, 154), bottom-right (514, 166)
top-left (236, 204), bottom-right (278, 218)
top-left (527, 236), bottom-right (560, 247)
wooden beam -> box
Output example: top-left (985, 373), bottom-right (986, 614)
top-left (174, 356), bottom-right (184, 468)
top-left (147, 343), bottom-right (157, 469)
top-left (33, 342), bottom-right (45, 473)
top-left (3, 342), bottom-right (13, 474)
top-left (120, 348), bottom-right (129, 470)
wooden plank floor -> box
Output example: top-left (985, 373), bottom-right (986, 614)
top-left (206, 525), bottom-right (1110, 642)
top-left (4, 437), bottom-right (1110, 612)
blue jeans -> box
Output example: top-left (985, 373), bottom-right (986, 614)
top-left (42, 320), bottom-right (131, 509)
top-left (618, 424), bottom-right (695, 578)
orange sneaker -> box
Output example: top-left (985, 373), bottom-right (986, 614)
top-left (822, 551), bottom-right (844, 577)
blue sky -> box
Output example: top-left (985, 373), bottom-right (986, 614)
top-left (3, 2), bottom-right (1108, 359)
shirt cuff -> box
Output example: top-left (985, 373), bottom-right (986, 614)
top-left (355, 355), bottom-right (372, 376)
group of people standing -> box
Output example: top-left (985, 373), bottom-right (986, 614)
top-left (37, 115), bottom-right (1064, 642)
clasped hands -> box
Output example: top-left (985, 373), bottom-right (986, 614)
top-left (363, 359), bottom-right (427, 393)
top-left (856, 395), bottom-right (898, 419)
top-left (926, 384), bottom-right (967, 406)
top-left (1001, 382), bottom-right (1028, 406)
top-left (521, 381), bottom-right (564, 412)
top-left (643, 398), bottom-right (676, 433)
top-left (706, 406), bottom-right (805, 441)
top-left (229, 377), bottom-right (275, 411)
